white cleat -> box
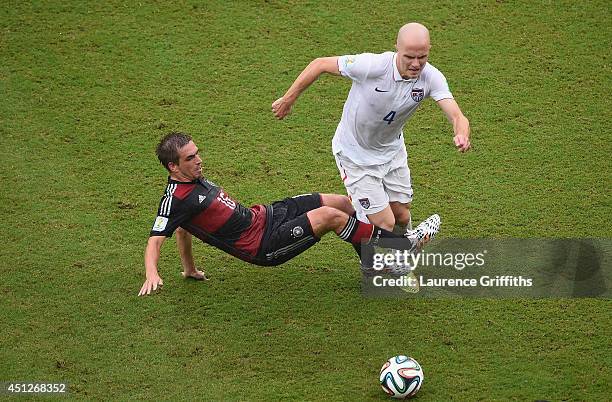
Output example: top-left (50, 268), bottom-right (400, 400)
top-left (405, 214), bottom-right (441, 253)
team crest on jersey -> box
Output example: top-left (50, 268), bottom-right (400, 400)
top-left (292, 226), bottom-right (304, 238)
top-left (411, 88), bottom-right (424, 102)
top-left (359, 198), bottom-right (371, 209)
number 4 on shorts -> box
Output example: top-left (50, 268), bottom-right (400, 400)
top-left (383, 111), bottom-right (396, 125)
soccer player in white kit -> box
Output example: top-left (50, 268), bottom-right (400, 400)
top-left (272, 23), bottom-right (470, 238)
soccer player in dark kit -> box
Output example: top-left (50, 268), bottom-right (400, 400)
top-left (139, 132), bottom-right (440, 296)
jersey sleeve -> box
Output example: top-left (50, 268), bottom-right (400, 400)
top-left (149, 193), bottom-right (189, 238)
top-left (338, 52), bottom-right (391, 83)
top-left (338, 53), bottom-right (374, 83)
top-left (428, 67), bottom-right (454, 101)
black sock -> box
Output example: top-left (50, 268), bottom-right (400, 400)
top-left (340, 213), bottom-right (404, 267)
top-left (350, 212), bottom-right (363, 258)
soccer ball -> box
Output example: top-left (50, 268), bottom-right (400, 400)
top-left (379, 355), bottom-right (424, 399)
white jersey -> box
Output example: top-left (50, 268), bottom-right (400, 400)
top-left (333, 52), bottom-right (453, 165)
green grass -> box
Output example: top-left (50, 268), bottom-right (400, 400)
top-left (1, 0), bottom-right (611, 400)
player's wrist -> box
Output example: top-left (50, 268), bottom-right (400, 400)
top-left (145, 267), bottom-right (160, 279)
top-left (283, 90), bottom-right (300, 103)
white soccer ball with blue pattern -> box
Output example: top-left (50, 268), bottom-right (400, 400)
top-left (379, 355), bottom-right (424, 399)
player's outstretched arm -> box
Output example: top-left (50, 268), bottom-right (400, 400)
top-left (437, 98), bottom-right (471, 152)
top-left (139, 235), bottom-right (167, 296)
top-left (272, 56), bottom-right (341, 120)
top-left (175, 227), bottom-right (207, 281)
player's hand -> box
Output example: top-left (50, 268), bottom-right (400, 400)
top-left (454, 134), bottom-right (471, 152)
top-left (138, 273), bottom-right (164, 296)
top-left (272, 96), bottom-right (293, 120)
top-left (182, 269), bottom-right (208, 281)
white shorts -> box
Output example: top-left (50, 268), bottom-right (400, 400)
top-left (335, 149), bottom-right (413, 221)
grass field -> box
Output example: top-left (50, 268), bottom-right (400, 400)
top-left (1, 0), bottom-right (611, 400)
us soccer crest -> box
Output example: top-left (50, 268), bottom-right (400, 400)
top-left (359, 198), bottom-right (371, 209)
top-left (411, 88), bottom-right (424, 102)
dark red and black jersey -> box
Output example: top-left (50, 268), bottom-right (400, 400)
top-left (150, 177), bottom-right (269, 263)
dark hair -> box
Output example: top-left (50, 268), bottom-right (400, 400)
top-left (156, 131), bottom-right (192, 171)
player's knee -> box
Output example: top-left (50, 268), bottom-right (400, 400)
top-left (339, 195), bottom-right (354, 214)
top-left (321, 194), bottom-right (354, 215)
top-left (395, 211), bottom-right (411, 226)
top-left (320, 206), bottom-right (347, 230)
top-left (393, 204), bottom-right (411, 226)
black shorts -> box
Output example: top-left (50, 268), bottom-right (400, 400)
top-left (256, 193), bottom-right (322, 266)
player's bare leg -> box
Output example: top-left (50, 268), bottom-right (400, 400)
top-left (306, 206), bottom-right (353, 237)
top-left (366, 205), bottom-right (396, 231)
top-left (319, 193), bottom-right (355, 215)
top-left (390, 201), bottom-right (412, 234)
top-left (307, 205), bottom-right (398, 244)
top-left (318, 194), bottom-right (372, 264)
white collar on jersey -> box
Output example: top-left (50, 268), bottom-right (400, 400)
top-left (392, 53), bottom-right (419, 83)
